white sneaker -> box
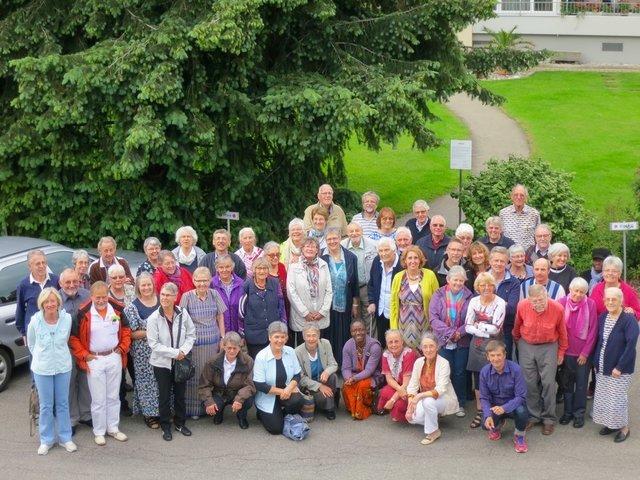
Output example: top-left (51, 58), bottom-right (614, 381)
top-left (455, 407), bottom-right (467, 418)
top-left (61, 441), bottom-right (77, 453)
top-left (107, 431), bottom-right (128, 442)
top-left (37, 444), bottom-right (52, 455)
top-left (94, 435), bottom-right (106, 446)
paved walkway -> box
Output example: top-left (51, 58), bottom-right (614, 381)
top-left (399, 93), bottom-right (530, 229)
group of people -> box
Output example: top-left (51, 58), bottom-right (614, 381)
top-left (17, 183), bottom-right (639, 455)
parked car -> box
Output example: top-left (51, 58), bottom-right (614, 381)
top-left (0, 236), bottom-right (95, 392)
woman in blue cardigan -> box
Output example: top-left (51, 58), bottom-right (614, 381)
top-left (592, 287), bottom-right (639, 443)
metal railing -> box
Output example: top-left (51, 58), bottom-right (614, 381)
top-left (495, 1), bottom-right (640, 15)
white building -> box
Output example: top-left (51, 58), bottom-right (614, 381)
top-left (473, 1), bottom-right (640, 64)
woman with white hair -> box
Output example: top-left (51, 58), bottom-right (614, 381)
top-left (235, 227), bottom-right (264, 278)
top-left (280, 218), bottom-right (306, 269)
top-left (455, 223), bottom-right (474, 259)
top-left (507, 244), bottom-right (533, 281)
top-left (72, 249), bottom-right (92, 289)
top-left (107, 264), bottom-right (136, 306)
top-left (590, 256), bottom-right (640, 319)
top-left (138, 237), bottom-right (162, 276)
top-left (172, 226), bottom-right (206, 274)
top-left (557, 277), bottom-right (597, 428)
top-left (548, 242), bottom-right (577, 292)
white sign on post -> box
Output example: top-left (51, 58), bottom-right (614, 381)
top-left (216, 211), bottom-right (240, 221)
top-left (610, 221), bottom-right (638, 231)
top-left (450, 140), bottom-right (473, 170)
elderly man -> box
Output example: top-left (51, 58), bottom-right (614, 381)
top-left (367, 238), bottom-right (403, 345)
top-left (88, 237), bottom-right (134, 284)
top-left (499, 184), bottom-right (540, 251)
top-left (512, 284), bottom-right (567, 435)
top-left (479, 217), bottom-right (515, 251)
top-left (302, 184), bottom-right (348, 236)
top-left (520, 258), bottom-right (565, 300)
top-left (342, 222), bottom-right (378, 329)
top-left (15, 250), bottom-right (60, 341)
top-left (581, 247), bottom-right (611, 294)
top-left (199, 229), bottom-right (247, 279)
top-left (416, 214), bottom-right (450, 269)
top-left (59, 269), bottom-right (92, 434)
top-left (351, 191), bottom-right (380, 240)
top-left (525, 224), bottom-right (552, 264)
top-left (433, 238), bottom-right (471, 288)
top-left (395, 226), bottom-right (413, 254)
top-left (405, 199), bottom-right (431, 244)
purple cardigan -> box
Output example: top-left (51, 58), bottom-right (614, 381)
top-left (429, 285), bottom-right (474, 348)
top-left (211, 273), bottom-right (245, 334)
top-left (341, 336), bottom-right (384, 387)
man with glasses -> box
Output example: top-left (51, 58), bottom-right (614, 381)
top-left (433, 238), bottom-right (472, 288)
top-left (416, 214), bottom-right (450, 269)
top-left (525, 224), bottom-right (552, 264)
top-left (405, 199), bottom-right (431, 244)
top-left (302, 184), bottom-right (348, 236)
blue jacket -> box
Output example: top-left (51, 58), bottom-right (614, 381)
top-left (367, 254), bottom-right (403, 309)
top-left (240, 277), bottom-right (285, 345)
top-left (416, 235), bottom-right (451, 270)
top-left (594, 311), bottom-right (639, 375)
top-left (493, 272), bottom-right (521, 329)
top-left (15, 274), bottom-right (60, 335)
top-left (321, 246), bottom-right (359, 312)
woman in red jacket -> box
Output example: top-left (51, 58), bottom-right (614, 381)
top-left (153, 250), bottom-right (194, 304)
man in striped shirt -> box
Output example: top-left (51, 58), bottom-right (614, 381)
top-left (499, 184), bottom-right (540, 251)
top-left (520, 258), bottom-right (565, 300)
top-left (351, 191), bottom-right (380, 240)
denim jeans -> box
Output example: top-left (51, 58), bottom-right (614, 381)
top-left (562, 355), bottom-right (590, 418)
top-left (492, 404), bottom-right (529, 432)
top-left (33, 370), bottom-right (72, 445)
top-left (439, 347), bottom-right (469, 404)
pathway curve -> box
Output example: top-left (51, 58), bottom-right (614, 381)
top-left (399, 93), bottom-right (530, 229)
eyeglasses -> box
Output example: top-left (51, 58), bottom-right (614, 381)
top-left (432, 224), bottom-right (444, 227)
top-left (266, 253), bottom-right (279, 257)
top-left (110, 275), bottom-right (125, 280)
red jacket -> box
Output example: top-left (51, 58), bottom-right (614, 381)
top-left (153, 266), bottom-right (194, 304)
top-left (69, 298), bottom-right (131, 373)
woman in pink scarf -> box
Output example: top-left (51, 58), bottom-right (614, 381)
top-left (558, 277), bottom-right (598, 428)
top-left (153, 250), bottom-right (194, 304)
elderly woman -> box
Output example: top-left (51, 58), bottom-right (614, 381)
top-left (147, 282), bottom-right (196, 441)
top-left (590, 256), bottom-right (640, 320)
top-left (390, 245), bottom-right (439, 350)
top-left (557, 277), bottom-right (598, 428)
top-left (180, 267), bottom-right (227, 418)
top-left (372, 207), bottom-right (397, 241)
top-left (508, 244), bottom-right (533, 281)
top-left (376, 329), bottom-right (418, 421)
top-left (280, 218), bottom-right (306, 269)
top-left (592, 287), bottom-right (639, 443)
top-left (153, 250), bottom-right (194, 304)
top-left (137, 237), bottom-right (162, 276)
top-left (253, 321), bottom-right (305, 434)
top-left (240, 257), bottom-right (287, 358)
top-left (108, 264), bottom-right (136, 306)
top-left (480, 217), bottom-right (515, 250)
top-left (465, 272), bottom-right (506, 429)
top-left (287, 237), bottom-right (333, 347)
top-left (455, 223), bottom-right (474, 259)
top-left (342, 320), bottom-right (384, 420)
top-left (211, 254), bottom-right (245, 335)
top-left (72, 249), bottom-right (92, 290)
top-left (171, 226), bottom-right (206, 274)
top-left (406, 332), bottom-right (460, 445)
top-left (488, 247), bottom-right (521, 361)
top-left (321, 227), bottom-right (359, 365)
top-left (308, 205), bottom-right (329, 251)
top-left (548, 242), bottom-right (577, 292)
top-left (295, 325), bottom-right (339, 420)
top-left (235, 227), bottom-right (264, 278)
top-left (27, 287), bottom-right (76, 455)
top-left (264, 241), bottom-right (288, 310)
top-left (123, 273), bottom-right (160, 429)
top-left (198, 332), bottom-right (256, 429)
top-left (429, 266), bottom-right (473, 416)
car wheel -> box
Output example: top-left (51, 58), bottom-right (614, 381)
top-left (0, 349), bottom-right (12, 392)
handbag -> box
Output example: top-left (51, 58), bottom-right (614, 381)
top-left (172, 309), bottom-right (195, 383)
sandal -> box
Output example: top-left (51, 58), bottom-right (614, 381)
top-left (469, 411), bottom-right (483, 429)
top-left (144, 417), bottom-right (160, 429)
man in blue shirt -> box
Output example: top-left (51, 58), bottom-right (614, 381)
top-left (479, 340), bottom-right (529, 453)
top-left (15, 250), bottom-right (60, 342)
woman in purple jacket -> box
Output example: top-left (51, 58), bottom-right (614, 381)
top-left (211, 255), bottom-right (245, 336)
top-left (430, 265), bottom-right (473, 418)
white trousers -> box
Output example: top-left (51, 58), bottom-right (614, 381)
top-left (408, 396), bottom-right (446, 434)
top-left (87, 352), bottom-right (122, 435)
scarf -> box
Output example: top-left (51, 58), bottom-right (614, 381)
top-left (445, 286), bottom-right (465, 328)
top-left (564, 296), bottom-right (590, 341)
top-left (303, 256), bottom-right (320, 298)
top-left (588, 268), bottom-right (603, 293)
top-left (383, 347), bottom-right (410, 381)
top-left (167, 265), bottom-right (184, 287)
top-left (177, 247), bottom-right (196, 266)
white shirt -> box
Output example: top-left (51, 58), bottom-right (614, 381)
top-left (29, 273), bottom-right (51, 290)
top-left (223, 356), bottom-right (237, 385)
top-left (89, 303), bottom-right (120, 353)
top-left (378, 254), bottom-right (399, 318)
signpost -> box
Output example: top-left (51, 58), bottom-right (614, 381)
top-left (217, 211), bottom-right (240, 233)
top-left (450, 140), bottom-right (473, 225)
top-left (610, 221), bottom-right (638, 281)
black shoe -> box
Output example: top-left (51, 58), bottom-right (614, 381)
top-left (175, 425), bottom-right (192, 436)
top-left (573, 417), bottom-right (585, 428)
top-left (79, 419), bottom-right (93, 428)
top-left (599, 426), bottom-right (617, 435)
top-left (325, 409), bottom-right (336, 420)
top-left (614, 429), bottom-right (630, 443)
top-left (162, 428), bottom-right (172, 441)
top-left (238, 416), bottom-right (249, 429)
top-left (559, 414), bottom-right (573, 425)
top-left (213, 412), bottom-right (224, 425)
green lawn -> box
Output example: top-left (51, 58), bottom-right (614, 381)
top-left (343, 102), bottom-right (470, 214)
top-left (484, 71), bottom-right (640, 219)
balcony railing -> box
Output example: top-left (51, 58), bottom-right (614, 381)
top-left (496, 1), bottom-right (640, 15)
